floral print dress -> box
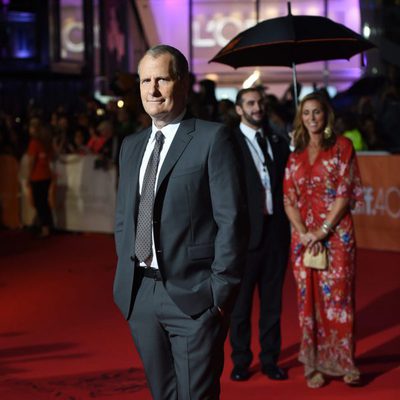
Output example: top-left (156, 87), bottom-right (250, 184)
top-left (283, 136), bottom-right (363, 378)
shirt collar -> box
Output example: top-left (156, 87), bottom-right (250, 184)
top-left (240, 122), bottom-right (263, 141)
top-left (151, 109), bottom-right (186, 139)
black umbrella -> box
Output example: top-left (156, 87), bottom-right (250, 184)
top-left (209, 2), bottom-right (375, 105)
top-left (345, 75), bottom-right (386, 96)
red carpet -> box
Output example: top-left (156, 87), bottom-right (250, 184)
top-left (0, 230), bottom-right (399, 399)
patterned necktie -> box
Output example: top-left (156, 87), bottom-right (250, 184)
top-left (135, 131), bottom-right (165, 266)
top-left (255, 131), bottom-right (274, 179)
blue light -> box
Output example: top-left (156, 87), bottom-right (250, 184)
top-left (0, 11), bottom-right (36, 59)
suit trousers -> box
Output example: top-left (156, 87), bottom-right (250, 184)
top-left (230, 217), bottom-right (288, 368)
top-left (128, 273), bottom-right (229, 400)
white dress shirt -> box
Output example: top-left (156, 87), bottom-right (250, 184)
top-left (240, 122), bottom-right (274, 215)
top-left (137, 110), bottom-right (186, 268)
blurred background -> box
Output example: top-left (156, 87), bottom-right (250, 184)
top-left (0, 0), bottom-right (399, 238)
top-left (0, 0), bottom-right (399, 111)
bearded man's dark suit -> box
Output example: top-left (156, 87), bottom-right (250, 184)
top-left (230, 125), bottom-right (290, 372)
top-left (113, 115), bottom-right (248, 399)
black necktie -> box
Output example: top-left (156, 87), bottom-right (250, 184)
top-left (135, 131), bottom-right (164, 266)
top-left (255, 131), bottom-right (274, 179)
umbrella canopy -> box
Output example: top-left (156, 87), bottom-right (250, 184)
top-left (209, 2), bottom-right (375, 105)
top-left (209, 12), bottom-right (374, 68)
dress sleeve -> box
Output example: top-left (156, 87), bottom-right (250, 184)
top-left (336, 137), bottom-right (364, 210)
top-left (283, 154), bottom-right (298, 208)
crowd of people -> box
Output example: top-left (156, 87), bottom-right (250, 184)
top-left (0, 62), bottom-right (399, 169)
top-left (0, 45), bottom-right (399, 398)
top-left (1, 66), bottom-right (398, 239)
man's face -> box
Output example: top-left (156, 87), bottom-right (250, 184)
top-left (138, 53), bottom-right (188, 128)
top-left (235, 91), bottom-right (265, 130)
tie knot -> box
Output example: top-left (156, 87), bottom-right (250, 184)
top-left (155, 130), bottom-right (164, 144)
top-left (255, 131), bottom-right (263, 140)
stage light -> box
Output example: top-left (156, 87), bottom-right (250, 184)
top-left (363, 24), bottom-right (371, 38)
top-left (242, 69), bottom-right (260, 89)
top-left (205, 73), bottom-right (218, 81)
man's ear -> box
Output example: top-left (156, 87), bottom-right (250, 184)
top-left (235, 105), bottom-right (243, 117)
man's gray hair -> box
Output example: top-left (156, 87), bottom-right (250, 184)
top-left (142, 44), bottom-right (189, 81)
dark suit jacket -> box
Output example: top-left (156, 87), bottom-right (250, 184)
top-left (113, 116), bottom-right (248, 319)
top-left (233, 127), bottom-right (290, 251)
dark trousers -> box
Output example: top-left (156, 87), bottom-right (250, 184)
top-left (230, 218), bottom-right (288, 368)
top-left (30, 179), bottom-right (53, 227)
top-left (128, 272), bottom-right (229, 400)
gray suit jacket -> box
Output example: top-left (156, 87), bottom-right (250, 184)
top-left (113, 116), bottom-right (248, 319)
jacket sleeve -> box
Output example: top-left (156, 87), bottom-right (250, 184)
top-left (207, 126), bottom-right (249, 311)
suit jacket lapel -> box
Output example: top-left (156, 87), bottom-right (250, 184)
top-left (156, 117), bottom-right (195, 192)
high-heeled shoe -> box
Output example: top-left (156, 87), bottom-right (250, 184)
top-left (343, 372), bottom-right (361, 386)
top-left (306, 372), bottom-right (325, 388)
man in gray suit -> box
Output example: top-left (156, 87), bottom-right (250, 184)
top-left (113, 44), bottom-right (248, 400)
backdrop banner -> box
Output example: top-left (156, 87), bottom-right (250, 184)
top-left (353, 154), bottom-right (400, 252)
top-left (53, 155), bottom-right (116, 233)
top-left (15, 153), bottom-right (400, 247)
top-left (20, 155), bottom-right (116, 233)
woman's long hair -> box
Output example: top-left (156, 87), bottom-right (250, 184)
top-left (292, 92), bottom-right (336, 152)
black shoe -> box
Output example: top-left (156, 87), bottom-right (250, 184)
top-left (261, 364), bottom-right (288, 380)
top-left (230, 366), bottom-right (250, 381)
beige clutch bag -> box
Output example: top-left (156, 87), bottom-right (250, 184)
top-left (303, 247), bottom-right (328, 270)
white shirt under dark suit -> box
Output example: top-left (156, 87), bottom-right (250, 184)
top-left (229, 122), bottom-right (291, 374)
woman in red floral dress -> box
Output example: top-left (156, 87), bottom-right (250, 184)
top-left (283, 92), bottom-right (363, 388)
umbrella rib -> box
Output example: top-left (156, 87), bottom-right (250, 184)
top-left (220, 37), bottom-right (362, 55)
top-left (297, 38), bottom-right (362, 43)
